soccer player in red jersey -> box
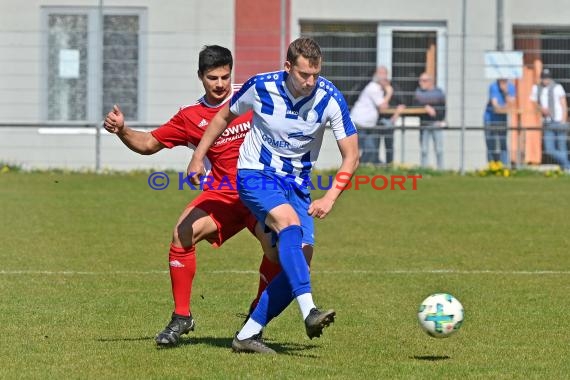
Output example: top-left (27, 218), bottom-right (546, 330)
top-left (103, 45), bottom-right (281, 347)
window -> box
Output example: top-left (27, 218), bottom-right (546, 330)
top-left (390, 31), bottom-right (438, 105)
top-left (43, 7), bottom-right (145, 122)
top-left (378, 23), bottom-right (447, 105)
top-left (47, 14), bottom-right (88, 121)
top-left (102, 15), bottom-right (140, 121)
top-left (513, 26), bottom-right (570, 165)
top-left (514, 26), bottom-right (570, 105)
top-left (300, 22), bottom-right (447, 108)
top-left (301, 22), bottom-right (377, 107)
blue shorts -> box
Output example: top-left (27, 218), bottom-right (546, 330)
top-left (237, 169), bottom-right (315, 246)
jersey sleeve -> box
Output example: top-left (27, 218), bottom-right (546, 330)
top-left (327, 87), bottom-right (357, 140)
top-left (151, 110), bottom-right (196, 149)
top-left (229, 76), bottom-right (256, 115)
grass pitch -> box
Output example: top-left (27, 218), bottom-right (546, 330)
top-left (1, 171), bottom-right (569, 379)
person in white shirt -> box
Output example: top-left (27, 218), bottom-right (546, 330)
top-left (350, 66), bottom-right (396, 164)
top-left (530, 68), bottom-right (570, 170)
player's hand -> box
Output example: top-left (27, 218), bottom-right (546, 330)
top-left (103, 104), bottom-right (125, 134)
top-left (308, 197), bottom-right (335, 219)
top-left (186, 157), bottom-right (205, 186)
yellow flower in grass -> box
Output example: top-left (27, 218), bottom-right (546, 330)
top-left (488, 161), bottom-right (503, 173)
top-left (1, 165), bottom-right (9, 174)
top-left (503, 169), bottom-right (510, 177)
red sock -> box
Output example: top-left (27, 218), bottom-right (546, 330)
top-left (249, 255), bottom-right (281, 312)
top-left (168, 243), bottom-right (196, 317)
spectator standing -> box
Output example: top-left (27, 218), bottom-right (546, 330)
top-left (350, 66), bottom-right (394, 164)
top-left (484, 79), bottom-right (516, 166)
top-left (530, 68), bottom-right (570, 170)
top-left (413, 73), bottom-right (446, 170)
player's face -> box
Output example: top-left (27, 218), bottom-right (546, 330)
top-left (199, 65), bottom-right (232, 105)
top-left (285, 56), bottom-right (321, 98)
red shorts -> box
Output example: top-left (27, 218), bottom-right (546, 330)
top-left (188, 190), bottom-right (257, 247)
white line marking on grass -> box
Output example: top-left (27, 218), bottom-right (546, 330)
top-left (216, 269), bottom-right (570, 275)
top-left (0, 270), bottom-right (168, 275)
top-left (1, 269), bottom-right (570, 276)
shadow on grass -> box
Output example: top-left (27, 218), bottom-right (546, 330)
top-left (173, 336), bottom-right (320, 357)
top-left (96, 335), bottom-right (320, 357)
top-left (97, 336), bottom-right (155, 342)
top-left (411, 355), bottom-right (451, 361)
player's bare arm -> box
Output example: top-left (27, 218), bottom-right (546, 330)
top-left (308, 134), bottom-right (359, 219)
top-left (104, 104), bottom-right (164, 154)
top-left (186, 103), bottom-right (238, 183)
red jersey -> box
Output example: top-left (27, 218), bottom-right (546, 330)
top-left (151, 94), bottom-right (251, 191)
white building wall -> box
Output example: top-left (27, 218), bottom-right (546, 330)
top-left (507, 0), bottom-right (570, 25)
top-left (0, 0), bottom-right (235, 123)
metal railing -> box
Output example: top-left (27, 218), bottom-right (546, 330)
top-left (2, 122), bottom-right (567, 172)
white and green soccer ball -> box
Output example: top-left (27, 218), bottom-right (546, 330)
top-left (417, 293), bottom-right (464, 338)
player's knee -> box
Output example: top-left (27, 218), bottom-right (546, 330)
top-left (267, 205), bottom-right (300, 230)
top-left (173, 222), bottom-right (195, 247)
top-left (276, 216), bottom-right (301, 231)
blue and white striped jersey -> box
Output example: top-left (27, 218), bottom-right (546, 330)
top-left (230, 70), bottom-right (356, 184)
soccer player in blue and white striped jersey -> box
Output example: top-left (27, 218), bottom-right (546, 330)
top-left (188, 38), bottom-right (359, 353)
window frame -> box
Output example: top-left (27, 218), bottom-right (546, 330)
top-left (300, 21), bottom-right (378, 108)
top-left (40, 6), bottom-right (147, 123)
top-left (377, 22), bottom-right (448, 92)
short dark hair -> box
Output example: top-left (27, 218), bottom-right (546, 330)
top-left (198, 45), bottom-right (233, 75)
top-left (286, 37), bottom-right (322, 67)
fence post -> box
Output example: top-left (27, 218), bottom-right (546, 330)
top-left (516, 124), bottom-right (523, 168)
top-left (400, 123), bottom-right (406, 165)
top-left (95, 0), bottom-right (104, 172)
top-left (95, 122), bottom-right (101, 172)
top-left (459, 0), bottom-right (467, 174)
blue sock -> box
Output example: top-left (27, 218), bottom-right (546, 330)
top-left (249, 225), bottom-right (311, 326)
top-left (277, 225), bottom-right (311, 297)
top-left (250, 272), bottom-right (294, 325)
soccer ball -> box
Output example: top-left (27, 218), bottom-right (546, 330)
top-left (417, 293), bottom-right (464, 338)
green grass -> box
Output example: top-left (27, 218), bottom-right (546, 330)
top-left (1, 171), bottom-right (570, 379)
